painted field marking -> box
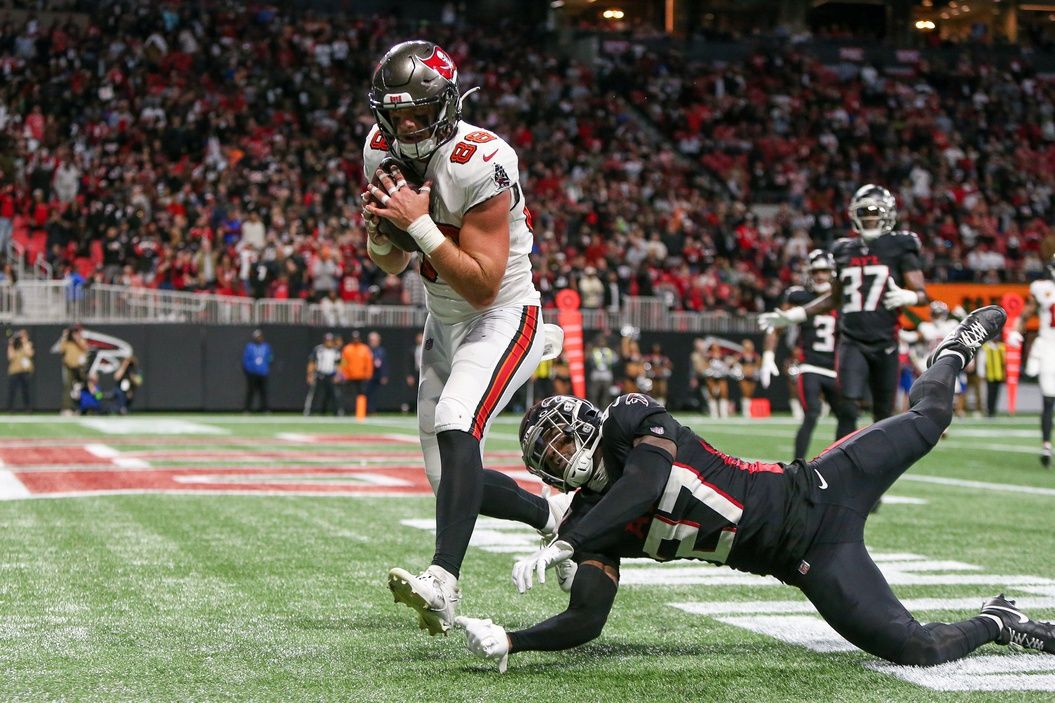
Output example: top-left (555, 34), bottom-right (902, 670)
top-left (79, 419), bottom-right (229, 435)
top-left (904, 474), bottom-right (1055, 497)
top-left (0, 470), bottom-right (29, 500)
top-left (869, 655), bottom-right (1055, 692)
top-left (173, 473), bottom-right (415, 487)
top-left (84, 443), bottom-right (150, 470)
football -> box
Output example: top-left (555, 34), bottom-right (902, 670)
top-left (370, 157), bottom-right (426, 254)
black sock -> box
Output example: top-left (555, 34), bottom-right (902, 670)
top-left (481, 469), bottom-right (549, 530)
top-left (431, 430), bottom-right (484, 579)
top-left (1044, 397), bottom-right (1054, 444)
top-left (907, 356), bottom-right (960, 441)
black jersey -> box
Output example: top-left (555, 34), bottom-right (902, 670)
top-left (786, 286), bottom-right (836, 370)
top-left (563, 393), bottom-right (813, 579)
top-left (831, 231), bottom-right (921, 348)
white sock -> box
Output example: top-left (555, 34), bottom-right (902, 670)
top-left (936, 349), bottom-right (966, 369)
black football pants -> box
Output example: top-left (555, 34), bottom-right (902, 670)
top-left (837, 339), bottom-right (900, 423)
top-left (791, 356), bottom-right (999, 665)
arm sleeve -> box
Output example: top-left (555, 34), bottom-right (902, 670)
top-left (507, 558), bottom-right (619, 653)
top-left (560, 442), bottom-right (672, 553)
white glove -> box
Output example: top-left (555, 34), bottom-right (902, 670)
top-left (455, 617), bottom-right (510, 673)
top-left (541, 323), bottom-right (565, 362)
top-left (1007, 330), bottom-right (1024, 348)
top-left (512, 539), bottom-right (574, 594)
top-left (758, 306), bottom-right (806, 331)
top-left (760, 350), bottom-right (779, 389)
top-left (882, 280), bottom-right (919, 310)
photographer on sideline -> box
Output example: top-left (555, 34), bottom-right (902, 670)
top-left (7, 329), bottom-right (33, 412)
top-left (56, 325), bottom-right (88, 416)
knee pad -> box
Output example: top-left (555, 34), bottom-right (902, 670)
top-left (434, 396), bottom-right (474, 434)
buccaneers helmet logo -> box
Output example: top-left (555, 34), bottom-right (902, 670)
top-left (421, 47), bottom-right (456, 80)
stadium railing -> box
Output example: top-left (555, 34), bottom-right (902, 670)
top-left (4, 281), bottom-right (759, 333)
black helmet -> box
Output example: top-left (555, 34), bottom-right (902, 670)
top-left (848, 184), bottom-right (897, 241)
top-left (519, 396), bottom-right (605, 491)
top-left (368, 41), bottom-right (461, 160)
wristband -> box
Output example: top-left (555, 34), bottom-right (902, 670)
top-left (407, 214), bottom-right (447, 256)
top-left (368, 235), bottom-right (393, 257)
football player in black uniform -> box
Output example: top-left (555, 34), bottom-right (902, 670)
top-left (760, 185), bottom-right (928, 431)
top-left (455, 307), bottom-right (1055, 672)
top-left (762, 250), bottom-right (856, 459)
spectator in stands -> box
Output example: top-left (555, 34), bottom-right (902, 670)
top-left (578, 267), bottom-right (604, 310)
top-left (242, 329), bottom-right (273, 413)
top-left (365, 331), bottom-right (388, 413)
top-left (56, 324), bottom-right (87, 416)
top-left (113, 355), bottom-right (142, 415)
top-left (6, 329), bottom-right (33, 412)
top-left (339, 331), bottom-right (373, 416)
top-left (305, 332), bottom-right (342, 416)
top-left (0, 184), bottom-right (13, 257)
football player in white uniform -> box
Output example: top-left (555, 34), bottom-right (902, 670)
top-left (362, 40), bottom-right (567, 636)
top-left (1010, 257), bottom-right (1055, 466)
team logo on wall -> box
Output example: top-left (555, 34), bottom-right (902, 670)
top-left (50, 329), bottom-right (134, 376)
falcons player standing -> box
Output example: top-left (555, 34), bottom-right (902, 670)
top-left (362, 40), bottom-right (566, 635)
top-left (761, 185), bottom-right (929, 432)
top-left (1010, 256), bottom-right (1055, 467)
top-left (762, 250), bottom-right (856, 459)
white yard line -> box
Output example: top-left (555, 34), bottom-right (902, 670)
top-left (0, 470), bottom-right (29, 500)
top-left (905, 474), bottom-right (1055, 497)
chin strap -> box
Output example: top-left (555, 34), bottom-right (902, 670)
top-left (458, 86), bottom-right (481, 111)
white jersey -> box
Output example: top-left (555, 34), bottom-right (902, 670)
top-left (363, 121), bottom-right (540, 323)
top-left (1031, 279), bottom-right (1055, 342)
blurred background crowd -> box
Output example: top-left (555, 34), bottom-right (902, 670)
top-left (0, 1), bottom-right (1054, 322)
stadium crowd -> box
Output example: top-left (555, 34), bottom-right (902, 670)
top-left (0, 3), bottom-right (1053, 317)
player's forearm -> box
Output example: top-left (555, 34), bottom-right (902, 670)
top-left (508, 564), bottom-right (617, 653)
top-left (368, 247), bottom-right (411, 275)
top-left (802, 293), bottom-right (834, 317)
top-left (561, 450), bottom-right (670, 553)
top-left (424, 244), bottom-right (503, 308)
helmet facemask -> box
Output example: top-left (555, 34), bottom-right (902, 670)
top-left (370, 92), bottom-right (459, 161)
top-left (848, 185), bottom-right (897, 241)
top-left (520, 397), bottom-right (604, 492)
top-left (807, 249), bottom-right (834, 293)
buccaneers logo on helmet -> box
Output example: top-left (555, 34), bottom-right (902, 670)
top-left (421, 47), bottom-right (456, 80)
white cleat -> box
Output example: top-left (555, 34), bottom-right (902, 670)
top-left (387, 565), bottom-right (460, 636)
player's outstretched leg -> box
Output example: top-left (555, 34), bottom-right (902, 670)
top-left (980, 594), bottom-right (1055, 653)
top-left (811, 306), bottom-right (1006, 513)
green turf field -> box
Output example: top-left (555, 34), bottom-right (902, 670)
top-left (1, 412), bottom-right (1054, 702)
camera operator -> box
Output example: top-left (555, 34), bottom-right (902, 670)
top-left (6, 329), bottom-right (33, 412)
top-left (56, 324), bottom-right (88, 416)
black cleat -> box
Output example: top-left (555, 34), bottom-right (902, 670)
top-left (927, 305), bottom-right (1008, 369)
top-left (1042, 448), bottom-right (1052, 469)
top-left (980, 594), bottom-right (1055, 653)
